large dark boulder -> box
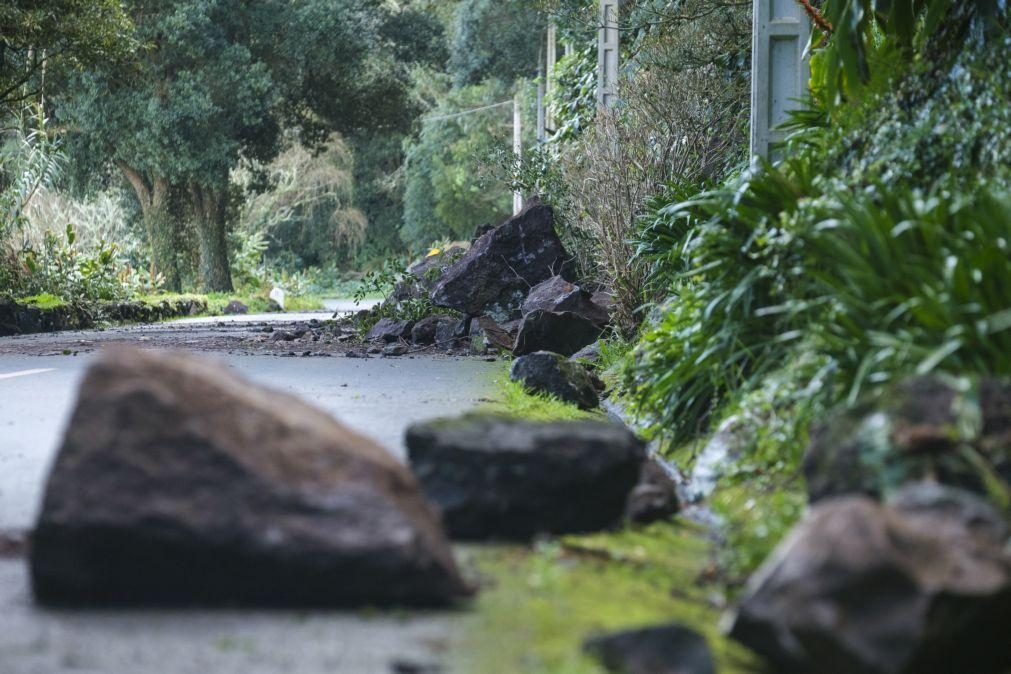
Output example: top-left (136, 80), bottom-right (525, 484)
top-left (585, 624), bottom-right (715, 674)
top-left (513, 310), bottom-right (604, 357)
top-left (804, 376), bottom-right (1011, 503)
top-left (391, 246), bottom-right (469, 304)
top-left (31, 347), bottom-right (469, 607)
top-left (730, 483), bottom-right (1011, 674)
top-left (522, 276), bottom-right (610, 327)
top-left (366, 317), bottom-right (415, 343)
top-left (509, 351), bottom-right (599, 409)
top-left (430, 199), bottom-right (571, 321)
top-left (406, 415), bottom-right (646, 540)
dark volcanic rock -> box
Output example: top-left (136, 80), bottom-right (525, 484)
top-left (406, 415), bottom-right (646, 540)
top-left (730, 483), bottom-right (1011, 674)
top-left (430, 199), bottom-right (571, 321)
top-left (30, 347), bottom-right (469, 607)
top-left (625, 460), bottom-right (680, 524)
top-left (383, 343), bottom-right (409, 357)
top-left (469, 316), bottom-right (514, 354)
top-left (522, 276), bottom-right (610, 326)
top-left (804, 376), bottom-right (1011, 503)
top-left (509, 351), bottom-right (599, 409)
top-left (513, 310), bottom-right (604, 357)
top-left (366, 317), bottom-right (415, 343)
top-left (223, 300), bottom-right (248, 315)
top-left (585, 624), bottom-right (715, 674)
top-left (391, 246), bottom-right (469, 304)
top-left (411, 315), bottom-right (458, 345)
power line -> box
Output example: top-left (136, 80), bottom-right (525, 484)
top-left (422, 99), bottom-right (513, 123)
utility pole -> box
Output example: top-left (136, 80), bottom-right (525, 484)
top-left (597, 0), bottom-right (619, 109)
top-left (513, 90), bottom-right (524, 215)
top-left (545, 21), bottom-right (558, 132)
top-left (750, 0), bottom-right (811, 158)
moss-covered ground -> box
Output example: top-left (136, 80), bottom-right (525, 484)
top-left (450, 365), bottom-right (767, 673)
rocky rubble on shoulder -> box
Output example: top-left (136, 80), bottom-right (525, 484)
top-left (729, 482), bottom-right (1011, 674)
top-left (31, 347), bottom-right (469, 607)
top-left (406, 414), bottom-right (647, 540)
top-left (513, 310), bottom-right (604, 357)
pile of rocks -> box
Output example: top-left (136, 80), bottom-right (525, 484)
top-left (364, 199), bottom-right (611, 406)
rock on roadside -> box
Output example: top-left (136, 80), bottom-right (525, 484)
top-left (729, 483), bottom-right (1011, 674)
top-left (223, 300), bottom-right (248, 315)
top-left (509, 351), bottom-right (599, 410)
top-left (430, 198), bottom-right (572, 321)
top-left (584, 624), bottom-right (715, 674)
top-left (30, 347), bottom-right (470, 607)
top-left (406, 414), bottom-right (646, 540)
top-left (513, 310), bottom-right (604, 357)
top-left (367, 317), bottom-right (415, 343)
top-left (522, 276), bottom-right (610, 327)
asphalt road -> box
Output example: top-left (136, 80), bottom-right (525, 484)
top-left (0, 311), bottom-right (500, 674)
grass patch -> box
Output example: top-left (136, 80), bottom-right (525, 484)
top-left (454, 522), bottom-right (759, 674)
top-left (18, 293), bottom-right (68, 310)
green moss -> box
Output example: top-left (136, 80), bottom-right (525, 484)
top-left (18, 293), bottom-right (68, 310)
top-left (454, 522), bottom-right (759, 674)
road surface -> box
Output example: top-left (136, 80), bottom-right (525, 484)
top-left (0, 308), bottom-right (499, 674)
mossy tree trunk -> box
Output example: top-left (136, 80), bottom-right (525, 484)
top-left (118, 162), bottom-right (181, 292)
top-left (190, 182), bottom-right (233, 292)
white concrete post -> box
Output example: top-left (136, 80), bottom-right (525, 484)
top-left (513, 91), bottom-right (524, 214)
top-left (750, 0), bottom-right (811, 158)
top-left (545, 22), bottom-right (558, 131)
top-left (597, 0), bottom-right (619, 109)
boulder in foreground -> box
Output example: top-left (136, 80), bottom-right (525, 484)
top-left (31, 347), bottom-right (469, 607)
top-left (730, 483), bottom-right (1011, 674)
top-left (406, 414), bottom-right (645, 540)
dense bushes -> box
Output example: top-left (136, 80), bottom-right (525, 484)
top-left (624, 4), bottom-right (1011, 445)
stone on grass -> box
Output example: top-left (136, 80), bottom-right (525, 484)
top-left (430, 198), bottom-right (571, 321)
top-left (406, 414), bottom-right (645, 540)
top-left (804, 376), bottom-right (1011, 503)
top-left (522, 276), bottom-right (610, 327)
top-left (509, 351), bottom-right (599, 410)
top-left (31, 347), bottom-right (469, 607)
top-left (366, 317), bottom-right (415, 343)
top-left (223, 300), bottom-right (248, 315)
top-left (513, 310), bottom-right (604, 357)
top-left (729, 483), bottom-right (1011, 674)
top-left (625, 459), bottom-right (680, 524)
top-left (584, 624), bottom-right (715, 674)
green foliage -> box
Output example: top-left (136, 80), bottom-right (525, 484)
top-left (812, 0), bottom-right (1006, 107)
top-left (401, 75), bottom-right (513, 250)
top-left (626, 17), bottom-right (1011, 446)
top-left (448, 0), bottom-right (544, 87)
top-left (0, 0), bottom-right (135, 112)
top-left (19, 224), bottom-right (130, 303)
top-left (484, 371), bottom-right (600, 422)
top-left (0, 106), bottom-right (64, 241)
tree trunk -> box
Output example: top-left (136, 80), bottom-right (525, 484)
top-left (118, 164), bottom-right (181, 292)
top-left (190, 182), bottom-right (233, 292)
